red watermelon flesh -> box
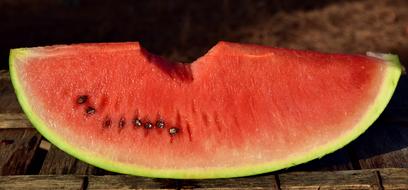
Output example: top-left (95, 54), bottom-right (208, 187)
top-left (10, 42), bottom-right (402, 178)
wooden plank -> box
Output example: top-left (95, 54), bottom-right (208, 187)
top-left (0, 129), bottom-right (42, 175)
top-left (0, 169), bottom-right (406, 189)
top-left (0, 113), bottom-right (32, 129)
top-left (0, 71), bottom-right (21, 113)
top-left (178, 175), bottom-right (279, 190)
top-left (40, 144), bottom-right (115, 175)
top-left (84, 169), bottom-right (408, 189)
top-left (0, 70), bottom-right (9, 80)
top-left (278, 169), bottom-right (380, 189)
top-left (86, 175), bottom-right (185, 190)
top-left (380, 168), bottom-right (408, 190)
top-left (39, 145), bottom-right (91, 175)
top-left (87, 175), bottom-right (279, 190)
top-left (0, 175), bottom-right (85, 190)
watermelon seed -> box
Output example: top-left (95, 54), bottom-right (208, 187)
top-left (133, 118), bottom-right (142, 127)
top-left (144, 122), bottom-right (153, 129)
top-left (77, 95), bottom-right (88, 104)
top-left (119, 117), bottom-right (126, 128)
top-left (156, 120), bottom-right (165, 128)
top-left (86, 106), bottom-right (96, 115)
top-left (103, 118), bottom-right (112, 128)
top-left (169, 127), bottom-right (179, 136)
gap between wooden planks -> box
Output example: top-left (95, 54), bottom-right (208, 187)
top-left (0, 168), bottom-right (407, 189)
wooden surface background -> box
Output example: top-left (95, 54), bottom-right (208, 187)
top-left (1, 0), bottom-right (408, 189)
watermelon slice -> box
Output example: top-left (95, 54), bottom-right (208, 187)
top-left (9, 42), bottom-right (402, 179)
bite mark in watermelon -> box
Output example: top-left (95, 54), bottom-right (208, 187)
top-left (9, 42), bottom-right (402, 178)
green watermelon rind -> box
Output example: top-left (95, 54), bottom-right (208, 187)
top-left (10, 48), bottom-right (402, 179)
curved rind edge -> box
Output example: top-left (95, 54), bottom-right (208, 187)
top-left (10, 48), bottom-right (402, 179)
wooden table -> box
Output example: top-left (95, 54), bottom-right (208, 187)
top-left (0, 69), bottom-right (407, 189)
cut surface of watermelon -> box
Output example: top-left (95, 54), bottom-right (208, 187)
top-left (10, 42), bottom-right (402, 178)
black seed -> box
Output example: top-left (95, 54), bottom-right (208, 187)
top-left (133, 118), bottom-right (142, 127)
top-left (119, 117), bottom-right (126, 128)
top-left (103, 118), bottom-right (111, 128)
top-left (169, 127), bottom-right (179, 136)
top-left (144, 122), bottom-right (153, 129)
top-left (156, 120), bottom-right (165, 128)
top-left (77, 95), bottom-right (88, 104)
top-left (86, 106), bottom-right (96, 114)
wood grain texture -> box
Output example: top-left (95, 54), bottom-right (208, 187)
top-left (40, 145), bottom-right (92, 175)
top-left (0, 113), bottom-right (32, 128)
top-left (0, 71), bottom-right (21, 113)
top-left (0, 129), bottom-right (41, 175)
top-left (40, 144), bottom-right (115, 175)
top-left (0, 169), bottom-right (406, 189)
top-left (380, 168), bottom-right (408, 190)
top-left (0, 175), bottom-right (85, 190)
top-left (278, 169), bottom-right (380, 190)
top-left (177, 175), bottom-right (279, 190)
top-left (0, 70), bottom-right (9, 80)
top-left (87, 175), bottom-right (279, 190)
top-left (86, 176), bottom-right (183, 190)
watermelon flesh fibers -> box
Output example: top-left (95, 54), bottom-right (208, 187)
top-left (10, 42), bottom-right (402, 178)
